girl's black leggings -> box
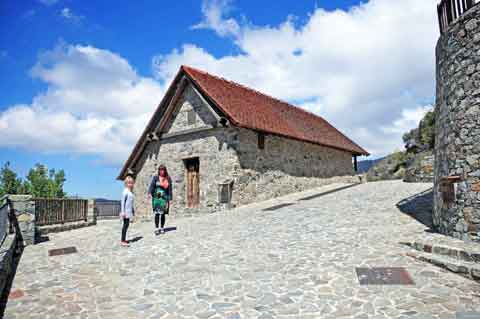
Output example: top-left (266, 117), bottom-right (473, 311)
top-left (121, 218), bottom-right (130, 242)
top-left (155, 213), bottom-right (166, 228)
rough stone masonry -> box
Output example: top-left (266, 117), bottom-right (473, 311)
top-left (132, 83), bottom-right (361, 219)
top-left (434, 3), bottom-right (480, 241)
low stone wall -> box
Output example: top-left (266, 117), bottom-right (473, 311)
top-left (8, 195), bottom-right (35, 246)
top-left (37, 220), bottom-right (96, 235)
top-left (232, 171), bottom-right (364, 208)
top-left (404, 154), bottom-right (434, 183)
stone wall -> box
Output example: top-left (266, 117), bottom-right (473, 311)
top-left (8, 195), bottom-right (35, 246)
top-left (132, 83), bottom-right (358, 218)
top-left (134, 128), bottom-right (242, 218)
top-left (164, 85), bottom-right (218, 134)
top-left (404, 153), bottom-right (434, 183)
top-left (434, 4), bottom-right (480, 241)
top-left (231, 128), bottom-right (355, 206)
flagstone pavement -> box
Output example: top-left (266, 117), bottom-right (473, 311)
top-left (3, 180), bottom-right (480, 319)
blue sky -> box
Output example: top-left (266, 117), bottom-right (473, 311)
top-left (0, 0), bottom-right (439, 199)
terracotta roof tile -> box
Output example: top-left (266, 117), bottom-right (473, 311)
top-left (182, 65), bottom-right (369, 156)
top-left (118, 65), bottom-right (369, 179)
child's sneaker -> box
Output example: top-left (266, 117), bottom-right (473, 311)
top-left (160, 228), bottom-right (165, 234)
top-left (120, 241), bottom-right (130, 247)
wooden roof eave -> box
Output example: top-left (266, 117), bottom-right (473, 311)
top-left (117, 70), bottom-right (230, 180)
top-left (117, 69), bottom-right (185, 180)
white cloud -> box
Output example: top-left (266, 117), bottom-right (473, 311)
top-left (1, 0), bottom-right (439, 165)
top-left (0, 43), bottom-right (164, 164)
top-left (381, 105), bottom-right (432, 135)
top-left (60, 7), bottom-right (84, 25)
top-left (191, 0), bottom-right (240, 37)
top-left (154, 0), bottom-right (439, 158)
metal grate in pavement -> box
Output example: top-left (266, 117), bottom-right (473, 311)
top-left (48, 246), bottom-right (78, 257)
top-left (262, 203), bottom-right (295, 211)
top-left (356, 267), bottom-right (415, 285)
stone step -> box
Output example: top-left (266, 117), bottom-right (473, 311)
top-left (401, 241), bottom-right (480, 263)
top-left (406, 250), bottom-right (480, 282)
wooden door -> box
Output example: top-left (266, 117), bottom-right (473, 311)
top-left (186, 158), bottom-right (200, 208)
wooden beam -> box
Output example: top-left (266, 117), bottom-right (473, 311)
top-left (125, 77), bottom-right (188, 176)
top-left (154, 77), bottom-right (188, 133)
top-left (354, 155), bottom-right (358, 172)
top-left (160, 126), bottom-right (217, 140)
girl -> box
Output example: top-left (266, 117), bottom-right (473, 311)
top-left (120, 175), bottom-right (135, 246)
top-left (148, 165), bottom-right (173, 234)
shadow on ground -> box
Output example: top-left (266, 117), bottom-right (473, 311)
top-left (35, 235), bottom-right (50, 244)
top-left (164, 226), bottom-right (176, 233)
top-left (0, 245), bottom-right (23, 317)
top-left (128, 236), bottom-right (143, 243)
top-left (0, 204), bottom-right (25, 318)
top-left (396, 188), bottom-right (435, 231)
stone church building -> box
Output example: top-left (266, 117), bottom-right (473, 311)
top-left (118, 66), bottom-right (369, 217)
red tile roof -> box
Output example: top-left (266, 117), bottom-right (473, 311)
top-left (118, 65), bottom-right (368, 179)
top-left (182, 65), bottom-right (369, 156)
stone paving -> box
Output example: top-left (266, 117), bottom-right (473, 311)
top-left (3, 180), bottom-right (480, 319)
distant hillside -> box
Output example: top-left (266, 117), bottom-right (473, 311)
top-left (366, 151), bottom-right (413, 181)
top-left (366, 109), bottom-right (435, 182)
top-left (357, 158), bottom-right (384, 173)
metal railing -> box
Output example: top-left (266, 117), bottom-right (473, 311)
top-left (438, 0), bottom-right (478, 34)
top-left (0, 196), bottom-right (8, 245)
top-left (95, 200), bottom-right (121, 219)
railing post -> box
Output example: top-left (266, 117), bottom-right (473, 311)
top-left (61, 200), bottom-right (65, 224)
top-left (87, 199), bottom-right (96, 225)
top-left (438, 4), bottom-right (444, 34)
top-left (446, 0), bottom-right (453, 23)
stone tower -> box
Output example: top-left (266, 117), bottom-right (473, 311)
top-left (434, 1), bottom-right (480, 241)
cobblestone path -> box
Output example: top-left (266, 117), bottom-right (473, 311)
top-left (4, 181), bottom-right (480, 319)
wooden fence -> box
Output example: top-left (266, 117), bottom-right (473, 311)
top-left (35, 198), bottom-right (88, 226)
top-left (438, 0), bottom-right (478, 34)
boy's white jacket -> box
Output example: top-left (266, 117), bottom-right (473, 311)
top-left (120, 188), bottom-right (135, 219)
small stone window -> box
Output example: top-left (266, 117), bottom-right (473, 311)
top-left (440, 176), bottom-right (460, 205)
top-left (218, 180), bottom-right (234, 204)
top-left (258, 133), bottom-right (265, 150)
top-left (187, 110), bottom-right (196, 125)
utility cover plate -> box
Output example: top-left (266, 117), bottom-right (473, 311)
top-left (356, 267), bottom-right (414, 285)
top-left (48, 246), bottom-right (78, 257)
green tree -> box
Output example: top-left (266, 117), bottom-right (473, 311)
top-left (402, 128), bottom-right (418, 144)
top-left (0, 162), bottom-right (24, 196)
top-left (402, 109), bottom-right (436, 150)
top-left (419, 110), bottom-right (435, 149)
top-left (49, 169), bottom-right (66, 198)
top-left (24, 164), bottom-right (66, 198)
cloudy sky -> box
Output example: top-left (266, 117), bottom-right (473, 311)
top-left (0, 0), bottom-right (439, 199)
